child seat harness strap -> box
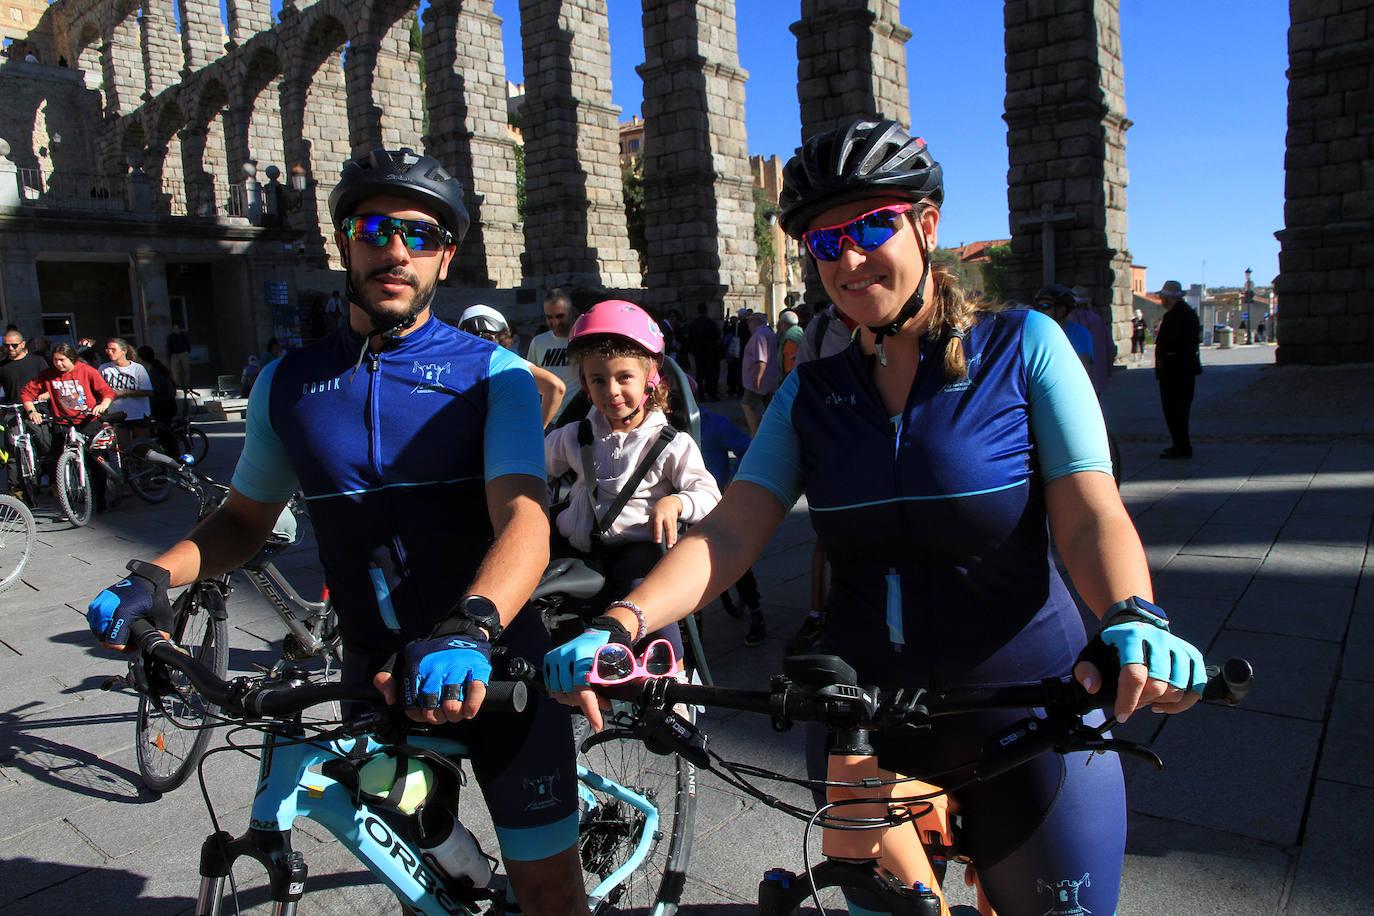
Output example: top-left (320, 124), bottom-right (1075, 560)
top-left (578, 418), bottom-right (678, 540)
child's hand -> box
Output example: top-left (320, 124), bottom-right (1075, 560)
top-left (651, 495), bottom-right (684, 548)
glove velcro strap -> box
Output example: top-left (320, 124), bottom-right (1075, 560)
top-left (1101, 609), bottom-right (1169, 632)
top-left (589, 615), bottom-right (634, 647)
top-left (429, 616), bottom-right (489, 641)
top-left (125, 560), bottom-right (171, 592)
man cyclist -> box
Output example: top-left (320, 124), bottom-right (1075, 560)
top-left (85, 148), bottom-right (586, 915)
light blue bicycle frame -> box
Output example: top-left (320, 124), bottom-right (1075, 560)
top-left (197, 727), bottom-right (662, 916)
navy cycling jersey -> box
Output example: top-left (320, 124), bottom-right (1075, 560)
top-left (736, 308), bottom-right (1112, 690)
top-left (232, 317), bottom-right (545, 650)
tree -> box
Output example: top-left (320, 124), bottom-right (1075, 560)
top-left (981, 244), bottom-right (1013, 302)
top-left (623, 158), bottom-right (646, 277)
top-left (753, 187), bottom-right (778, 281)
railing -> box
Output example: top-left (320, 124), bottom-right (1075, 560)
top-left (226, 184), bottom-right (246, 217)
top-left (14, 167), bottom-right (124, 212)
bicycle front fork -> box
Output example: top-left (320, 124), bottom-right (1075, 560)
top-left (196, 829), bottom-right (306, 916)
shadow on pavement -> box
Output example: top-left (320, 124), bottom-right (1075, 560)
top-left (0, 702), bottom-right (151, 805)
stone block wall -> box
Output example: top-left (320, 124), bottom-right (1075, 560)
top-left (141, 0), bottom-right (181, 97)
top-left (1276, 0), bottom-right (1374, 364)
top-left (1004, 0), bottom-right (1132, 350)
top-left (178, 0), bottom-right (226, 73)
top-left (519, 0), bottom-right (639, 290)
top-left (424, 0), bottom-right (523, 288)
top-left (226, 0), bottom-right (273, 46)
top-left (103, 10), bottom-right (145, 116)
top-left (792, 0), bottom-right (911, 141)
top-left (640, 0), bottom-right (760, 317)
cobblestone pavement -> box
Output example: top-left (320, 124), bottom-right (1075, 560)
top-left (2, 344), bottom-right (1371, 914)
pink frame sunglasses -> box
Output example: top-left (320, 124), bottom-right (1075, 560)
top-left (586, 639), bottom-right (679, 687)
top-left (802, 203), bottom-right (915, 262)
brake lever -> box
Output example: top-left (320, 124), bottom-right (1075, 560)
top-left (1055, 718), bottom-right (1165, 772)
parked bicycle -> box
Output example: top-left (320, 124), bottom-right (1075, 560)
top-left (131, 449), bottom-right (340, 793)
top-left (0, 491), bottom-right (35, 592)
top-left (47, 412), bottom-right (172, 525)
top-left (112, 616), bottom-right (697, 914)
top-left (564, 649), bottom-right (1253, 915)
top-left (0, 403), bottom-right (44, 507)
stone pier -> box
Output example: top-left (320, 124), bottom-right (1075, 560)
top-left (639, 0), bottom-right (760, 317)
top-left (518, 0), bottom-right (639, 291)
top-left (1275, 0), bottom-right (1374, 364)
top-left (1003, 0), bottom-right (1132, 348)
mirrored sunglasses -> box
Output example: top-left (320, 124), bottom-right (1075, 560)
top-left (587, 639), bottom-right (678, 687)
top-left (342, 215), bottom-right (454, 253)
top-left (803, 203), bottom-right (915, 262)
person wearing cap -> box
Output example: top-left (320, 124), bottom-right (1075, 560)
top-left (1067, 285), bottom-right (1112, 394)
top-left (1153, 279), bottom-right (1201, 459)
top-left (460, 303), bottom-right (567, 427)
top-left (85, 148), bottom-right (588, 915)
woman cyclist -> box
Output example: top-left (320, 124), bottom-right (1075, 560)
top-left (458, 304), bottom-right (566, 428)
top-left (544, 118), bottom-right (1208, 915)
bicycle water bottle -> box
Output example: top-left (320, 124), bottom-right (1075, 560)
top-left (356, 753), bottom-right (492, 887)
top-left (416, 810), bottom-right (492, 888)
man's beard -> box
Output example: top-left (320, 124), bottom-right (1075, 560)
top-left (349, 264), bottom-right (440, 333)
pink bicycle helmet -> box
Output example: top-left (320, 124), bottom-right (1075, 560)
top-left (568, 300), bottom-right (665, 387)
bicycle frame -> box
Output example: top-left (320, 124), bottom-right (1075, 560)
top-left (239, 562), bottom-right (336, 661)
top-left (199, 725), bottom-right (663, 915)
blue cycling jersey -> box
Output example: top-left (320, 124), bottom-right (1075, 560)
top-left (736, 308), bottom-right (1111, 690)
top-left (232, 317), bottom-right (545, 649)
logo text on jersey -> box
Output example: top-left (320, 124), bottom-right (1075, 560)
top-left (302, 377), bottom-right (342, 395)
top-left (825, 392), bottom-right (857, 407)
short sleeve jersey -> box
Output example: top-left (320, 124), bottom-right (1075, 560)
top-left (736, 308), bottom-right (1111, 690)
top-left (231, 318), bottom-right (545, 650)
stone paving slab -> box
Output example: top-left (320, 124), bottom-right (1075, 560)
top-left (1179, 521), bottom-right (1279, 559)
top-left (1288, 779), bottom-right (1374, 914)
top-left (1278, 512), bottom-right (1372, 548)
top-left (1256, 541), bottom-right (1366, 590)
top-left (1315, 678), bottom-right (1374, 790)
top-left (1344, 612), bottom-right (1374, 683)
top-left (1151, 554), bottom-right (1264, 603)
top-left (1229, 578), bottom-right (1354, 643)
top-left (1208, 629), bottom-right (1339, 721)
top-left (1129, 704), bottom-right (1322, 847)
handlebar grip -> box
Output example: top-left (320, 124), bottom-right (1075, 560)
top-left (1201, 658), bottom-right (1253, 706)
top-left (481, 680), bottom-right (528, 714)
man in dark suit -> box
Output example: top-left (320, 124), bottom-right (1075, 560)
top-left (1154, 280), bottom-right (1202, 459)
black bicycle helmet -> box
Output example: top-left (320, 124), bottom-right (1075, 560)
top-left (1034, 284), bottom-right (1077, 311)
top-left (328, 147), bottom-right (470, 241)
top-left (778, 118), bottom-right (943, 240)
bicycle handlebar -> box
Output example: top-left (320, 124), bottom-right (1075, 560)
top-left (125, 618), bottom-right (528, 719)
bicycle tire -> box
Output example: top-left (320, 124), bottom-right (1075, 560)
top-left (575, 664), bottom-right (698, 914)
top-left (126, 439), bottom-right (172, 503)
top-left (56, 449), bottom-right (92, 526)
top-left (0, 493), bottom-right (35, 592)
top-left (135, 584), bottom-right (229, 793)
top-left (177, 424), bottom-right (209, 465)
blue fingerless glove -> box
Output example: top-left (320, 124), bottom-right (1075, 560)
top-left (87, 560), bottom-right (173, 645)
top-left (401, 620), bottom-right (493, 709)
top-left (543, 616), bottom-right (633, 693)
top-left (1081, 598), bottom-right (1207, 695)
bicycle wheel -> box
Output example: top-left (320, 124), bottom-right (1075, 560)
top-left (135, 583), bottom-right (229, 793)
top-left (126, 439), bottom-right (172, 503)
top-left (575, 691), bottom-right (697, 914)
top-left (178, 425), bottom-right (209, 465)
top-left (56, 449), bottom-right (92, 526)
top-left (0, 493), bottom-right (36, 592)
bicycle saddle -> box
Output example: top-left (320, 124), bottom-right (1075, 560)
top-left (532, 557), bottom-right (605, 601)
top-left (783, 654), bottom-right (859, 688)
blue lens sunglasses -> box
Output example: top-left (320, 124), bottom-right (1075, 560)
top-left (342, 215), bottom-right (454, 252)
top-left (803, 203), bottom-right (915, 262)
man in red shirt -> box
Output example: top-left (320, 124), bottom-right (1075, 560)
top-left (21, 342), bottom-right (115, 511)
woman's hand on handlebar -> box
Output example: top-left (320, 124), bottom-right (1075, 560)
top-left (1073, 659), bottom-right (1200, 722)
top-left (1074, 607), bottom-right (1207, 722)
top-left (543, 623), bottom-right (624, 731)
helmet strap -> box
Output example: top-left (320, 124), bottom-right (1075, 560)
top-left (340, 238), bottom-right (423, 380)
top-left (865, 224), bottom-right (933, 368)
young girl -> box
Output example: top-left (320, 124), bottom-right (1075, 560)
top-left (544, 300), bottom-right (721, 652)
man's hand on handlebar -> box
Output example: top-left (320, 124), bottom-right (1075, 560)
top-left (375, 619), bottom-right (494, 725)
top-left (87, 560), bottom-right (175, 652)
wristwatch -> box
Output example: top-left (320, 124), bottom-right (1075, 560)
top-left (1103, 596), bottom-right (1169, 630)
top-left (456, 594), bottom-right (503, 641)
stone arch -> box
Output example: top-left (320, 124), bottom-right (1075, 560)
top-left (285, 13), bottom-right (353, 262)
top-left (102, 0), bottom-right (146, 117)
top-left (185, 79), bottom-right (231, 216)
top-left (149, 99), bottom-right (188, 214)
top-left (374, 8), bottom-right (425, 151)
top-left (73, 22), bottom-right (104, 96)
top-left (239, 44), bottom-right (288, 181)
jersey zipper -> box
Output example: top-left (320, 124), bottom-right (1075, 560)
top-left (364, 350), bottom-right (402, 632)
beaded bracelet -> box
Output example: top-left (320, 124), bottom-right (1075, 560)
top-left (604, 599), bottom-right (647, 644)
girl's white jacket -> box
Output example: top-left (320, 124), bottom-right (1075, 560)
top-left (545, 407), bottom-right (722, 554)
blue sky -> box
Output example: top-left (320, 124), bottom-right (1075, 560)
top-left (249, 0), bottom-right (1289, 291)
top-left (489, 0), bottom-right (1288, 291)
